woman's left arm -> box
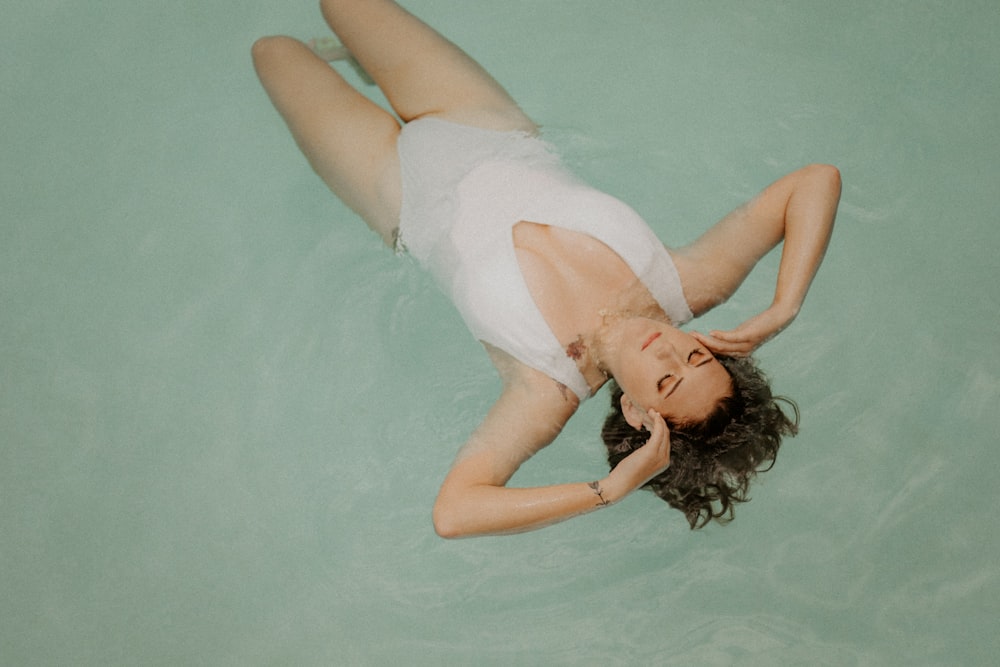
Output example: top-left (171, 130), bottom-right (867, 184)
top-left (670, 163), bottom-right (841, 356)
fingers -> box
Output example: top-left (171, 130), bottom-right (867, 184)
top-left (641, 409), bottom-right (671, 479)
top-left (645, 409), bottom-right (670, 451)
top-left (611, 410), bottom-right (671, 492)
top-left (706, 328), bottom-right (749, 342)
top-left (691, 306), bottom-right (795, 356)
top-left (691, 330), bottom-right (754, 357)
top-left (640, 407), bottom-right (656, 431)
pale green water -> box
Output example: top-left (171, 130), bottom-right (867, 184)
top-left (3, 1), bottom-right (998, 665)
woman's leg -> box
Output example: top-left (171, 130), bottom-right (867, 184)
top-left (320, 0), bottom-right (536, 132)
top-left (252, 35), bottom-right (402, 244)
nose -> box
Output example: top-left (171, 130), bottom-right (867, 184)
top-left (654, 341), bottom-right (680, 363)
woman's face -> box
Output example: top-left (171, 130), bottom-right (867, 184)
top-left (611, 319), bottom-right (732, 426)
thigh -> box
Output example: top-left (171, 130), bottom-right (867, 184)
top-left (321, 0), bottom-right (536, 132)
top-left (253, 35), bottom-right (402, 244)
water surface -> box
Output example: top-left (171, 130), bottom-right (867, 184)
top-left (3, 1), bottom-right (998, 664)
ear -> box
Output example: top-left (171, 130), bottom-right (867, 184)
top-left (620, 393), bottom-right (646, 431)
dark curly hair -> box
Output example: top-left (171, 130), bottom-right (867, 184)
top-left (601, 355), bottom-right (799, 529)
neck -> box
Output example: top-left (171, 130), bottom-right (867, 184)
top-left (588, 307), bottom-right (670, 379)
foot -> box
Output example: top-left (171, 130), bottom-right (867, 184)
top-left (308, 36), bottom-right (351, 61)
top-left (308, 36), bottom-right (375, 86)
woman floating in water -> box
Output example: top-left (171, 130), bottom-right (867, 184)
top-left (252, 0), bottom-right (840, 537)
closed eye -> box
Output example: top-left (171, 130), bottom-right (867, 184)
top-left (659, 350), bottom-right (711, 396)
top-left (688, 348), bottom-right (711, 366)
top-left (658, 374), bottom-right (681, 397)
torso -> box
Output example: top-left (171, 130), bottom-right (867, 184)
top-left (512, 220), bottom-right (669, 393)
top-left (395, 118), bottom-right (696, 399)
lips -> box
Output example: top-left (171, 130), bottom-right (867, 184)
top-left (640, 332), bottom-right (661, 351)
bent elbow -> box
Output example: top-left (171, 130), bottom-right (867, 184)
top-left (251, 35), bottom-right (307, 78)
top-left (432, 497), bottom-right (465, 539)
top-left (432, 514), bottom-right (462, 540)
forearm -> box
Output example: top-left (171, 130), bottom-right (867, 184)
top-left (772, 164), bottom-right (841, 315)
top-left (432, 477), bottom-right (616, 538)
top-left (433, 414), bottom-right (671, 538)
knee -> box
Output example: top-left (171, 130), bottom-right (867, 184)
top-left (320, 0), bottom-right (366, 24)
top-left (251, 35), bottom-right (301, 69)
top-left (319, 0), bottom-right (348, 13)
top-left (318, 0), bottom-right (339, 20)
top-left (803, 163), bottom-right (842, 191)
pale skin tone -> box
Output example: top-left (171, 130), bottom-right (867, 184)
top-left (253, 0), bottom-right (841, 538)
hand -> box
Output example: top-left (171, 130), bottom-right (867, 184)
top-left (604, 409), bottom-right (671, 502)
top-left (691, 303), bottom-right (798, 357)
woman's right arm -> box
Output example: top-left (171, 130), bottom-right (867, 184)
top-left (432, 357), bottom-right (671, 538)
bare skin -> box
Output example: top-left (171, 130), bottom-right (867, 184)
top-left (252, 0), bottom-right (841, 538)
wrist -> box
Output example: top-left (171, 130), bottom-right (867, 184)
top-left (596, 474), bottom-right (629, 505)
top-left (769, 299), bottom-right (800, 324)
top-left (587, 480), bottom-right (611, 507)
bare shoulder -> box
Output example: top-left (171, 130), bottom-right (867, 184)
top-left (666, 244), bottom-right (726, 319)
top-left (666, 194), bottom-right (777, 317)
top-left (482, 343), bottom-right (579, 439)
top-left (451, 345), bottom-right (580, 478)
top-left (484, 343), bottom-right (579, 404)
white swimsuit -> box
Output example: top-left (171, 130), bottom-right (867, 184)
top-left (396, 117), bottom-right (692, 401)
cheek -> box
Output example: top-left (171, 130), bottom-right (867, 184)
top-left (621, 366), bottom-right (656, 399)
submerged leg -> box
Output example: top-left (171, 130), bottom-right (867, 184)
top-left (319, 0), bottom-right (535, 131)
top-left (252, 35), bottom-right (401, 244)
